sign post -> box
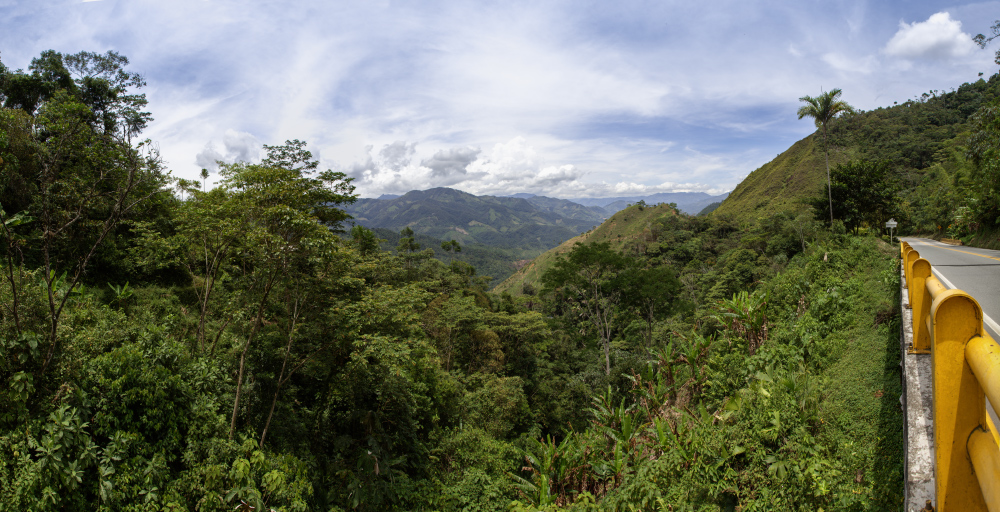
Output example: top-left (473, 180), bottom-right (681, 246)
top-left (886, 218), bottom-right (897, 243)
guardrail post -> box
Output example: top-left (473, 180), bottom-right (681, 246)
top-left (903, 245), bottom-right (912, 282)
top-left (967, 428), bottom-right (1000, 509)
top-left (966, 335), bottom-right (1000, 510)
top-left (910, 259), bottom-right (932, 354)
top-left (905, 248), bottom-right (920, 310)
top-left (931, 288), bottom-right (988, 510)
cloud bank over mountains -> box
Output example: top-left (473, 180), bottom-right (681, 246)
top-left (341, 137), bottom-right (726, 198)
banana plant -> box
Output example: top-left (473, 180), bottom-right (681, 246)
top-left (712, 289), bottom-right (769, 355)
top-left (513, 434), bottom-right (581, 506)
top-left (589, 389), bottom-right (647, 451)
top-left (108, 281), bottom-right (134, 309)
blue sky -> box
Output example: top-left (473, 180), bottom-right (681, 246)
top-left (3, 0), bottom-right (999, 198)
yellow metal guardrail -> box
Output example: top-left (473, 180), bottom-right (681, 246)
top-left (901, 241), bottom-right (1000, 511)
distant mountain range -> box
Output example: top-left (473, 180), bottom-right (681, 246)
top-left (347, 188), bottom-right (729, 244)
top-left (568, 192), bottom-right (728, 214)
top-left (345, 188), bottom-right (599, 251)
top-left (344, 187), bottom-right (728, 283)
top-left (506, 192), bottom-right (728, 216)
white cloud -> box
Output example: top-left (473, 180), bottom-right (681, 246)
top-left (223, 129), bottom-right (261, 163)
top-left (612, 181), bottom-right (724, 195)
top-left (194, 142), bottom-right (224, 172)
top-left (822, 52), bottom-right (877, 74)
top-left (378, 141), bottom-right (417, 172)
top-left (883, 12), bottom-right (978, 60)
top-left (421, 147), bottom-right (481, 177)
top-left (194, 129), bottom-right (260, 172)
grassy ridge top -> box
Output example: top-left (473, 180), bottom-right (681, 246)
top-left (494, 202), bottom-right (678, 294)
top-left (711, 133), bottom-right (856, 222)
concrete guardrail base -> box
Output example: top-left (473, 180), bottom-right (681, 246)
top-left (902, 264), bottom-right (935, 510)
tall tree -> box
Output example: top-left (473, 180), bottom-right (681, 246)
top-left (541, 242), bottom-right (629, 375)
top-left (617, 265), bottom-right (681, 349)
top-left (798, 88), bottom-right (854, 225)
top-left (974, 20), bottom-right (1000, 65)
top-left (0, 50), bottom-right (168, 380)
top-left (220, 140), bottom-right (356, 439)
top-left (171, 187), bottom-right (244, 353)
top-left (967, 97), bottom-right (1000, 226)
top-left (808, 160), bottom-right (901, 234)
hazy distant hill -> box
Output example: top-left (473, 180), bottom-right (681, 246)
top-left (522, 196), bottom-right (610, 225)
top-left (345, 187), bottom-right (592, 251)
top-left (494, 202), bottom-right (679, 295)
top-left (569, 192), bottom-right (729, 215)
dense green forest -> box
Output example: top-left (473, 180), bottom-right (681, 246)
top-left (7, 46), bottom-right (1000, 511)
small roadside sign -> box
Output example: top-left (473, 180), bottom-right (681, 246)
top-left (886, 218), bottom-right (897, 242)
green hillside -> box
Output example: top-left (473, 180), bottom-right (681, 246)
top-left (712, 75), bottom-right (1000, 228)
top-left (494, 202), bottom-right (678, 294)
top-left (371, 227), bottom-right (533, 285)
top-left (497, 76), bottom-right (1000, 296)
top-left (712, 134), bottom-right (845, 221)
top-left (0, 47), bottom-right (923, 511)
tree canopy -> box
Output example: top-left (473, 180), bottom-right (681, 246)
top-left (808, 159), bottom-right (902, 233)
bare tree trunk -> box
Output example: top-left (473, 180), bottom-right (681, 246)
top-left (604, 340), bottom-right (611, 375)
top-left (824, 125), bottom-right (833, 226)
top-left (229, 273), bottom-right (277, 439)
top-left (209, 314), bottom-right (233, 358)
top-left (260, 296), bottom-right (300, 448)
top-left (601, 310), bottom-right (612, 375)
top-left (0, 210), bottom-right (24, 336)
top-left (195, 239), bottom-right (235, 352)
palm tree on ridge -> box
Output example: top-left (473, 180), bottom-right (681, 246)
top-left (798, 88), bottom-right (854, 225)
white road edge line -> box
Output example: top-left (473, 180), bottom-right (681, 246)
top-left (931, 266), bottom-right (1000, 337)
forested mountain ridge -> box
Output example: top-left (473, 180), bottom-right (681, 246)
top-left (521, 195), bottom-right (611, 224)
top-left (348, 189), bottom-right (728, 287)
top-left (347, 189), bottom-right (730, 248)
top-left (344, 188), bottom-right (609, 284)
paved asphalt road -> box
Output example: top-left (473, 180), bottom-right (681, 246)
top-left (900, 238), bottom-right (1000, 338)
top-left (900, 237), bottom-right (1000, 426)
